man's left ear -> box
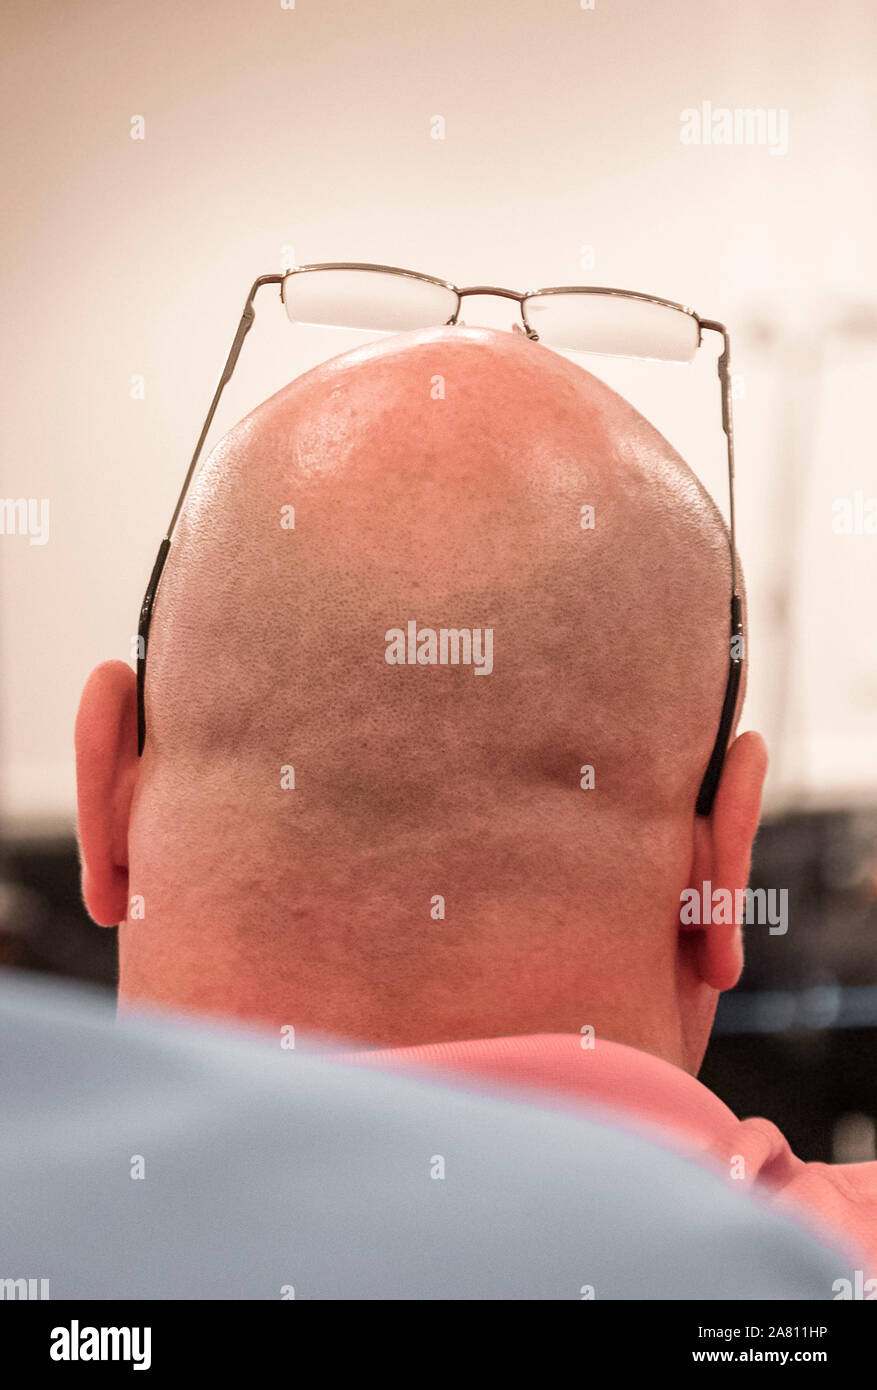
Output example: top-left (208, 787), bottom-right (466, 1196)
top-left (74, 660), bottom-right (139, 926)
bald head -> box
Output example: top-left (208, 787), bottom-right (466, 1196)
top-left (77, 327), bottom-right (766, 1062)
top-left (148, 327), bottom-right (730, 812)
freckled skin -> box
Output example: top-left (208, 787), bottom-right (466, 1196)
top-left (75, 327), bottom-right (767, 1071)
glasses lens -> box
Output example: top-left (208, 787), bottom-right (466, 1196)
top-left (522, 291), bottom-right (700, 362)
top-left (282, 267), bottom-right (458, 332)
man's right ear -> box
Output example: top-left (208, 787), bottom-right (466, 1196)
top-left (74, 661), bottom-right (139, 926)
top-left (683, 730), bottom-right (769, 992)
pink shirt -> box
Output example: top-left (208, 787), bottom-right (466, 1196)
top-left (349, 1033), bottom-right (875, 1272)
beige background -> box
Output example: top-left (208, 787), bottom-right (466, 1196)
top-left (2, 0), bottom-right (876, 834)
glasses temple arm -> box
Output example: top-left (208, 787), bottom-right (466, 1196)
top-left (166, 273), bottom-right (284, 537)
top-left (136, 272), bottom-right (283, 753)
top-left (695, 319), bottom-right (744, 816)
top-left (700, 319), bottom-right (738, 594)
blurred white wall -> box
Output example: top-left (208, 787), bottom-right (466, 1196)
top-left (1, 0), bottom-right (875, 835)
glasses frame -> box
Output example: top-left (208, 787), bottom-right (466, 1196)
top-left (136, 262), bottom-right (743, 817)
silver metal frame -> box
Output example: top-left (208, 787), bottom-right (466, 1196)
top-left (136, 262), bottom-right (742, 816)
top-left (281, 260), bottom-right (701, 339)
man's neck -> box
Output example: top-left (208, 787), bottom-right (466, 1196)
top-left (119, 929), bottom-right (686, 1065)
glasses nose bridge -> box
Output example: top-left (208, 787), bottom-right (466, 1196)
top-left (457, 284), bottom-right (525, 305)
top-left (454, 284), bottom-right (531, 334)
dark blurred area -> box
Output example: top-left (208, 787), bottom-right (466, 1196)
top-left (0, 841), bottom-right (117, 987)
top-left (1, 809), bottom-right (875, 1163)
top-left (701, 808), bottom-right (877, 1164)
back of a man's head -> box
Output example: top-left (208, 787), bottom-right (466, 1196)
top-left (76, 327), bottom-right (767, 1067)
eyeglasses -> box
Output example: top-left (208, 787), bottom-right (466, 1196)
top-left (136, 262), bottom-right (743, 816)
